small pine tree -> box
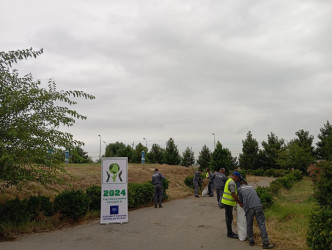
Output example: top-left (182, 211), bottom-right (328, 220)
top-left (181, 147), bottom-right (195, 167)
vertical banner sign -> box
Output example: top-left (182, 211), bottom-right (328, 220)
top-left (100, 157), bottom-right (128, 224)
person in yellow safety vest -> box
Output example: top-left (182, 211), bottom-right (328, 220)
top-left (221, 171), bottom-right (244, 239)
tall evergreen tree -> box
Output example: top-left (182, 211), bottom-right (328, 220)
top-left (197, 145), bottom-right (211, 171)
top-left (147, 144), bottom-right (165, 164)
top-left (210, 141), bottom-right (237, 175)
top-left (316, 121), bottom-right (332, 161)
top-left (277, 141), bottom-right (314, 172)
top-left (131, 143), bottom-right (147, 163)
top-left (163, 138), bottom-right (181, 165)
top-left (239, 131), bottom-right (260, 170)
top-left (181, 147), bottom-right (195, 167)
top-left (259, 132), bottom-right (285, 169)
top-left (70, 146), bottom-right (93, 164)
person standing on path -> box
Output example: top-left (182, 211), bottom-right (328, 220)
top-left (212, 167), bottom-right (227, 208)
top-left (193, 170), bottom-right (202, 197)
top-left (152, 168), bottom-right (165, 208)
top-left (238, 181), bottom-right (275, 249)
top-left (206, 169), bottom-right (214, 197)
top-left (221, 171), bottom-right (244, 239)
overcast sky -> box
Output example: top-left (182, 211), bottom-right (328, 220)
top-left (1, 0), bottom-right (332, 160)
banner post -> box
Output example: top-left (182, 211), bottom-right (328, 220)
top-left (100, 157), bottom-right (128, 224)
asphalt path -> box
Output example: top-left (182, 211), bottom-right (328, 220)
top-left (0, 193), bottom-right (263, 250)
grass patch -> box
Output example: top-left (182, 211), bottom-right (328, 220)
top-left (260, 176), bottom-right (315, 250)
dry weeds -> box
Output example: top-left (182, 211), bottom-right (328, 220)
top-left (0, 163), bottom-right (194, 202)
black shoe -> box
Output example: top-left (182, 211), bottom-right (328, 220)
top-left (227, 233), bottom-right (238, 239)
top-left (209, 195), bottom-right (214, 197)
top-left (249, 241), bottom-right (255, 246)
top-left (159, 204), bottom-right (163, 208)
top-left (154, 204), bottom-right (157, 208)
top-left (195, 195), bottom-right (199, 198)
top-left (263, 243), bottom-right (274, 249)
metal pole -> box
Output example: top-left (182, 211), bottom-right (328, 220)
top-left (212, 133), bottom-right (215, 150)
top-left (143, 137), bottom-right (147, 149)
top-left (98, 135), bottom-right (101, 161)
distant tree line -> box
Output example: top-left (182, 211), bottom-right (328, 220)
top-left (238, 121), bottom-right (332, 173)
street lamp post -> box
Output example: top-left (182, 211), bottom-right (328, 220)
top-left (103, 141), bottom-right (107, 157)
top-left (212, 133), bottom-right (215, 150)
top-left (143, 137), bottom-right (147, 149)
top-left (98, 135), bottom-right (101, 161)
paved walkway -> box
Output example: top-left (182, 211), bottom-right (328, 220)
top-left (0, 193), bottom-right (262, 250)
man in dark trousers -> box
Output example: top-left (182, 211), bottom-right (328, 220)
top-left (206, 169), bottom-right (214, 197)
top-left (238, 181), bottom-right (274, 249)
top-left (152, 168), bottom-right (165, 208)
top-left (221, 171), bottom-right (244, 239)
top-left (212, 167), bottom-right (227, 208)
top-left (193, 170), bottom-right (202, 197)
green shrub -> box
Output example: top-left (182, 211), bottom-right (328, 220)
top-left (256, 186), bottom-right (273, 209)
top-left (269, 180), bottom-right (283, 195)
top-left (312, 161), bottom-right (332, 207)
top-left (128, 182), bottom-right (154, 208)
top-left (0, 198), bottom-right (30, 224)
top-left (277, 176), bottom-right (293, 189)
top-left (184, 175), bottom-right (194, 188)
top-left (54, 189), bottom-right (90, 221)
top-left (289, 169), bottom-right (303, 181)
top-left (27, 195), bottom-right (54, 220)
top-left (86, 185), bottom-right (101, 211)
top-left (162, 178), bottom-right (169, 200)
top-left (307, 206), bottom-right (332, 250)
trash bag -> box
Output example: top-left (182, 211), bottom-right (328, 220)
top-left (236, 204), bottom-right (247, 241)
top-left (202, 185), bottom-right (208, 196)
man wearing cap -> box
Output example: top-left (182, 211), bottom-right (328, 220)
top-left (238, 181), bottom-right (274, 249)
top-left (212, 168), bottom-right (227, 208)
top-left (221, 171), bottom-right (244, 239)
top-left (152, 168), bottom-right (165, 208)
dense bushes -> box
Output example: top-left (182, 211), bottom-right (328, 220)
top-left (307, 206), bottom-right (332, 250)
top-left (255, 170), bottom-right (303, 207)
top-left (0, 196), bottom-right (54, 225)
top-left (128, 182), bottom-right (154, 208)
top-left (1, 179), bottom-right (170, 228)
top-left (86, 185), bottom-right (101, 210)
top-left (256, 186), bottom-right (273, 209)
top-left (307, 161), bottom-right (332, 249)
top-left (54, 189), bottom-right (91, 221)
top-left (246, 168), bottom-right (290, 177)
top-left (184, 175), bottom-right (194, 188)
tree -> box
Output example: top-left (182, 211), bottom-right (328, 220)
top-left (197, 145), bottom-right (211, 171)
top-left (0, 48), bottom-right (95, 189)
top-left (163, 138), bottom-right (181, 165)
top-left (210, 141), bottom-right (237, 175)
top-left (181, 147), bottom-right (195, 167)
top-left (277, 141), bottom-right (314, 172)
top-left (70, 146), bottom-right (93, 164)
top-left (239, 131), bottom-right (260, 170)
top-left (294, 129), bottom-right (315, 156)
top-left (259, 132), bottom-right (285, 169)
top-left (276, 129), bottom-right (315, 172)
top-left (316, 121), bottom-right (332, 161)
top-left (105, 141), bottom-right (133, 161)
top-left (131, 143), bottom-right (147, 163)
top-left (147, 144), bottom-right (165, 164)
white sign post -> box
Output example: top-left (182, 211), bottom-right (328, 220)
top-left (100, 157), bottom-right (128, 224)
